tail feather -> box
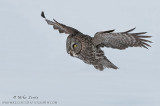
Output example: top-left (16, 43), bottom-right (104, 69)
top-left (102, 57), bottom-right (118, 69)
top-left (94, 57), bottom-right (118, 71)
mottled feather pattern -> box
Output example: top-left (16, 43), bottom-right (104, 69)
top-left (41, 11), bottom-right (80, 35)
top-left (92, 28), bottom-right (152, 49)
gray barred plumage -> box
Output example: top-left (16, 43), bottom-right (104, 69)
top-left (41, 11), bottom-right (152, 71)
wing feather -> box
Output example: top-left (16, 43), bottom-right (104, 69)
top-left (92, 28), bottom-right (152, 49)
top-left (41, 11), bottom-right (81, 35)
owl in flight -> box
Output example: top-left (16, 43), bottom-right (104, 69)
top-left (41, 11), bottom-right (152, 71)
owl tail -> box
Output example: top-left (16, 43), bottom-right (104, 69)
top-left (102, 57), bottom-right (118, 69)
top-left (94, 57), bottom-right (118, 71)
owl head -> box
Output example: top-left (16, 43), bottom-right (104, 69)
top-left (66, 37), bottom-right (82, 57)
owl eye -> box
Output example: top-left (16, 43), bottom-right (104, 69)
top-left (73, 44), bottom-right (77, 48)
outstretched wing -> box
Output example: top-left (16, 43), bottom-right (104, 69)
top-left (41, 11), bottom-right (81, 35)
top-left (92, 28), bottom-right (152, 49)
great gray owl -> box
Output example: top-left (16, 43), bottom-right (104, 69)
top-left (41, 11), bottom-right (152, 71)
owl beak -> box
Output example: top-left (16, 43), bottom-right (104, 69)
top-left (69, 50), bottom-right (73, 56)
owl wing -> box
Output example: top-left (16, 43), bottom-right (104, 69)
top-left (41, 11), bottom-right (81, 35)
top-left (92, 28), bottom-right (152, 49)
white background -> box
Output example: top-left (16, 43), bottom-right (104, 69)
top-left (0, 0), bottom-right (159, 106)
